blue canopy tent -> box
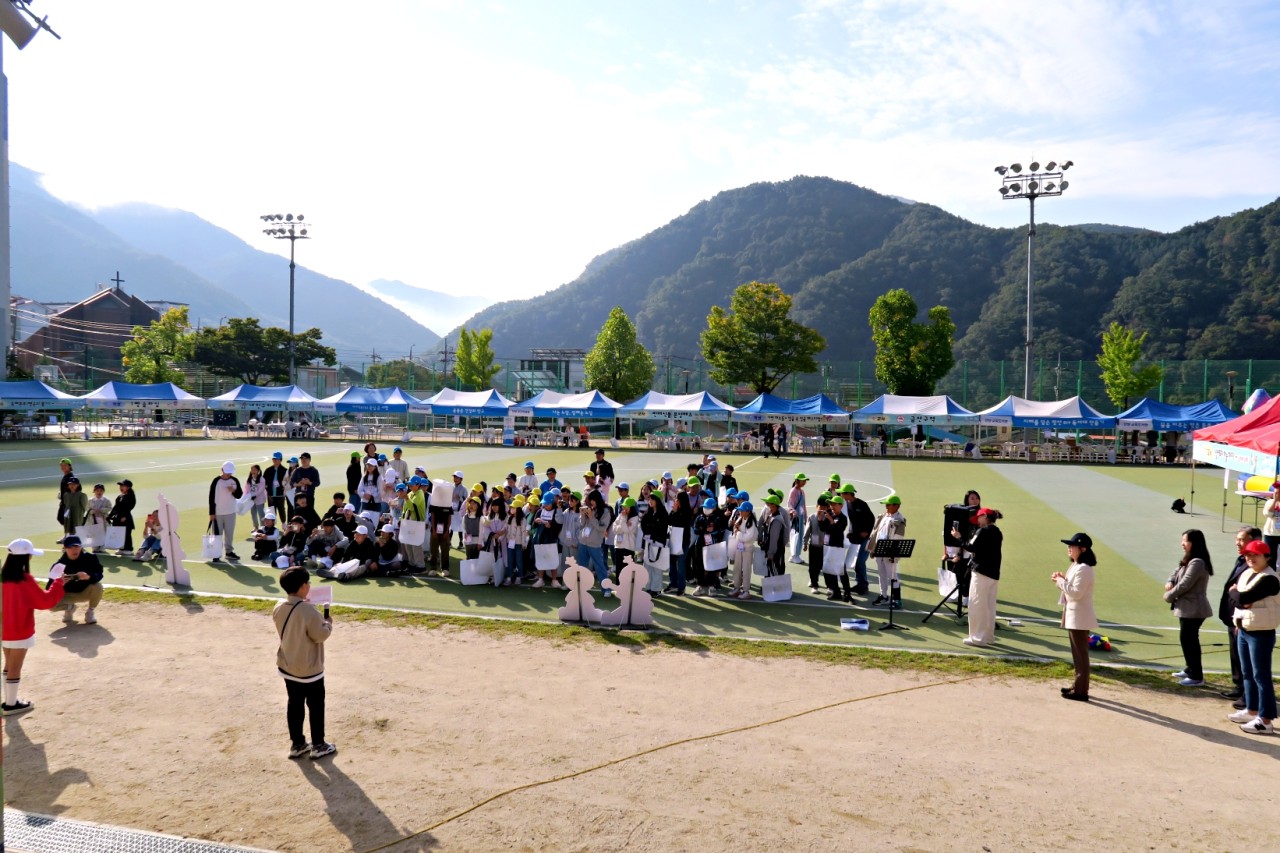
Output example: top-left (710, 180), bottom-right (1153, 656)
top-left (851, 394), bottom-right (977, 426)
top-left (1115, 398), bottom-right (1235, 432)
top-left (208, 384), bottom-right (319, 411)
top-left (0, 379), bottom-right (82, 409)
top-left (735, 392), bottom-right (849, 424)
top-left (79, 381), bottom-right (206, 409)
top-left (313, 386), bottom-right (423, 413)
top-left (618, 391), bottom-right (736, 420)
top-left (530, 390), bottom-right (622, 419)
top-left (411, 388), bottom-right (516, 417)
top-left (977, 395), bottom-right (1115, 429)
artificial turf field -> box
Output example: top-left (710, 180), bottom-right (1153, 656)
top-left (0, 436), bottom-right (1248, 673)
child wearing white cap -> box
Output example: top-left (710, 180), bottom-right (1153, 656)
top-left (208, 462), bottom-right (244, 562)
top-left (3, 539), bottom-right (67, 715)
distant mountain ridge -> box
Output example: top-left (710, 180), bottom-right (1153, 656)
top-left (360, 279), bottom-right (490, 335)
top-left (11, 164), bottom-right (441, 363)
top-left (452, 175), bottom-right (1280, 364)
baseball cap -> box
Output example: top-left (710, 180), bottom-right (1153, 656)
top-left (736, 491), bottom-right (750, 502)
top-left (366, 458), bottom-right (378, 467)
top-left (321, 517), bottom-right (335, 526)
top-left (1061, 532), bottom-right (1093, 548)
top-left (222, 461), bottom-right (236, 474)
top-left (542, 493), bottom-right (556, 505)
top-left (6, 538), bottom-right (43, 555)
top-left (117, 479), bottom-right (133, 487)
top-left (686, 477), bottom-right (701, 487)
top-left (264, 510), bottom-right (277, 520)
top-left (617, 482), bottom-right (630, 491)
top-left (1243, 539), bottom-right (1271, 556)
top-left (275, 555), bottom-right (292, 569)
top-left (471, 483), bottom-right (483, 492)
top-left (351, 451), bottom-right (361, 458)
top-left (356, 525), bottom-right (370, 536)
top-left (381, 523), bottom-right (395, 534)
top-left (60, 457), bottom-right (72, 465)
top-left (739, 501), bottom-right (754, 513)
top-left (840, 484), bottom-right (856, 494)
top-left (571, 491), bottom-right (583, 501)
top-left (702, 497), bottom-right (716, 509)
top-left (829, 495), bottom-right (845, 505)
top-left (343, 503), bottom-right (355, 512)
top-left (648, 479), bottom-right (659, 487)
top-left (725, 487), bottom-right (738, 497)
top-left (62, 535), bottom-right (83, 548)
top-left (525, 461), bottom-right (535, 469)
top-left (763, 495), bottom-right (782, 505)
top-left (795, 473), bottom-right (809, 481)
top-left (272, 451), bottom-right (284, 460)
top-left (393, 447), bottom-right (403, 453)
top-left (622, 497), bottom-right (637, 508)
top-left (453, 471), bottom-right (464, 479)
top-left (377, 454), bottom-right (387, 461)
top-left (973, 507), bottom-right (998, 518)
top-left (66, 476), bottom-right (80, 485)
top-left (881, 494), bottom-right (901, 505)
top-left (288, 457), bottom-right (299, 464)
top-left (662, 472), bottom-right (672, 480)
top-left (676, 478), bottom-right (688, 488)
top-left (395, 483), bottom-right (407, 492)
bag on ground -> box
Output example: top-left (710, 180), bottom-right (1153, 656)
top-left (104, 525), bottom-right (128, 551)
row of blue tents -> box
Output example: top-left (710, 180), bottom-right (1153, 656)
top-left (0, 378), bottom-right (1246, 431)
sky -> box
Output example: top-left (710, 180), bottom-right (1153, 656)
top-left (6, 0), bottom-right (1280, 304)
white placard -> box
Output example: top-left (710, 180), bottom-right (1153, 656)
top-left (48, 562), bottom-right (66, 580)
top-left (306, 586), bottom-right (333, 605)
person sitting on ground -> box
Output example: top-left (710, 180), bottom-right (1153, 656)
top-left (132, 511), bottom-right (164, 562)
top-left (375, 524), bottom-right (403, 576)
top-left (252, 512), bottom-right (283, 561)
top-left (334, 504), bottom-right (359, 540)
top-left (305, 517), bottom-right (344, 569)
top-left (272, 516), bottom-right (310, 568)
top-left (291, 491), bottom-right (322, 534)
top-left (318, 525), bottom-right (379, 581)
top-left (322, 493), bottom-right (347, 525)
top-left (50, 535), bottom-right (104, 625)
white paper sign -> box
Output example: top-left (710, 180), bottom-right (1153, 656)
top-left (306, 586), bottom-right (333, 605)
top-left (48, 562), bottom-right (66, 580)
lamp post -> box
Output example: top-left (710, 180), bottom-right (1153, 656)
top-left (995, 159), bottom-right (1073, 398)
top-left (260, 213), bottom-right (310, 386)
top-left (1226, 369), bottom-right (1238, 410)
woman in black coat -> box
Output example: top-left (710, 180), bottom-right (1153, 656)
top-left (109, 479), bottom-right (137, 556)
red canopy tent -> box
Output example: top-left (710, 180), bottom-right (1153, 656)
top-left (1191, 394), bottom-right (1280, 521)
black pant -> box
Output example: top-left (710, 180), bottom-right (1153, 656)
top-left (824, 570), bottom-right (850, 596)
top-left (1067, 629), bottom-right (1090, 696)
top-left (1179, 617), bottom-right (1206, 680)
top-left (808, 546), bottom-right (824, 588)
top-left (429, 529), bottom-right (451, 573)
top-left (285, 677), bottom-right (325, 747)
top-left (1228, 624), bottom-right (1243, 686)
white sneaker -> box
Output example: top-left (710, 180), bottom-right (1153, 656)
top-left (789, 557), bottom-right (805, 564)
top-left (84, 608), bottom-right (97, 625)
top-left (1240, 717), bottom-right (1274, 735)
top-left (551, 580), bottom-right (564, 589)
top-left (1227, 709), bottom-right (1255, 723)
top-left (532, 578), bottom-right (545, 588)
top-left (63, 604), bottom-right (76, 624)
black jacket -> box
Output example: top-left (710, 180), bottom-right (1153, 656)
top-left (109, 490), bottom-right (137, 529)
top-left (847, 498), bottom-right (875, 541)
top-left (1219, 555), bottom-right (1250, 627)
top-left (50, 550), bottom-right (103, 593)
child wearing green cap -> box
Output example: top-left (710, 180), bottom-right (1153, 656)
top-left (868, 495), bottom-right (906, 606)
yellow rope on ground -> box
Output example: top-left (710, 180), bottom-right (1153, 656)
top-left (358, 673), bottom-right (988, 852)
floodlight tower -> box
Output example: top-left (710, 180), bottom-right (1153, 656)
top-left (1, 2), bottom-right (58, 378)
top-left (994, 159), bottom-right (1074, 398)
top-left (260, 213), bottom-right (310, 386)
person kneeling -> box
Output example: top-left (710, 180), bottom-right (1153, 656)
top-left (50, 536), bottom-right (104, 625)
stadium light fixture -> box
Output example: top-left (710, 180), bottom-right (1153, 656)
top-left (260, 213), bottom-right (312, 386)
top-left (994, 156), bottom-right (1074, 398)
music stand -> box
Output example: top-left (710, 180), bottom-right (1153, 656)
top-left (872, 538), bottom-right (915, 631)
top-left (923, 558), bottom-right (968, 624)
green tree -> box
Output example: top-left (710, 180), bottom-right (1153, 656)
top-left (364, 358), bottom-right (437, 391)
top-left (583, 307), bottom-right (655, 400)
top-left (455, 328), bottom-right (500, 391)
top-left (868, 289), bottom-right (956, 396)
top-left (700, 281), bottom-right (825, 394)
top-left (191, 318), bottom-right (336, 385)
top-left (120, 306), bottom-right (195, 386)
top-left (1096, 321), bottom-right (1164, 407)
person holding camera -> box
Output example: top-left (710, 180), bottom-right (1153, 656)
top-left (274, 567), bottom-right (335, 760)
top-left (50, 535), bottom-right (103, 625)
top-left (963, 508), bottom-right (1004, 647)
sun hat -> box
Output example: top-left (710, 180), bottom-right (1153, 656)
top-left (6, 538), bottom-right (43, 555)
top-left (702, 497), bottom-right (717, 509)
top-left (739, 501), bottom-right (754, 513)
top-left (1061, 532), bottom-right (1093, 548)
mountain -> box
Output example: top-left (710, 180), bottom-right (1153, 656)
top-left (10, 164), bottom-right (441, 364)
top-left (452, 175), bottom-right (1280, 365)
top-left (361, 279), bottom-right (489, 335)
top-left (90, 203), bottom-right (441, 363)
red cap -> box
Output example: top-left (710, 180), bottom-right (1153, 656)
top-left (972, 507), bottom-right (997, 519)
top-left (1243, 540), bottom-right (1271, 557)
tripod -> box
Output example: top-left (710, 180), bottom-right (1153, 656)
top-left (923, 558), bottom-right (968, 624)
top-left (872, 538), bottom-right (916, 631)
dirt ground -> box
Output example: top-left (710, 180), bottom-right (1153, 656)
top-left (4, 601), bottom-right (1279, 852)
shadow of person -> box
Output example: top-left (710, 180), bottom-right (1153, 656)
top-left (297, 755), bottom-right (437, 851)
top-left (48, 623), bottom-right (115, 659)
top-left (2, 717), bottom-right (92, 814)
top-left (1088, 697), bottom-right (1280, 759)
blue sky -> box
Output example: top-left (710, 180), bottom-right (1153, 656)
top-left (7, 0), bottom-right (1279, 303)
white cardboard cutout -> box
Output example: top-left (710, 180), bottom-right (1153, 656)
top-left (156, 492), bottom-right (191, 586)
top-left (599, 560), bottom-right (654, 628)
top-left (558, 562), bottom-right (604, 623)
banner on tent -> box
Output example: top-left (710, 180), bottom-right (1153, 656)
top-left (863, 413), bottom-right (952, 426)
top-left (1192, 441), bottom-right (1278, 477)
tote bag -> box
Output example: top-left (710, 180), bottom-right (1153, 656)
top-left (398, 519), bottom-right (427, 547)
top-left (75, 522), bottom-right (105, 548)
top-left (201, 523), bottom-right (223, 560)
top-left (821, 545), bottom-right (848, 576)
top-left (104, 525), bottom-right (128, 551)
top-left (235, 492), bottom-right (255, 516)
top-left (752, 547), bottom-right (768, 577)
top-left (761, 573), bottom-right (793, 602)
top-left (643, 540), bottom-right (669, 572)
top-left (667, 526), bottom-right (685, 556)
top-left (703, 541), bottom-right (729, 572)
top-left (534, 543), bottom-right (560, 571)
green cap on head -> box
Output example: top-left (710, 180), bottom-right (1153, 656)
top-left (840, 483), bottom-right (856, 494)
top-left (795, 473), bottom-right (809, 481)
top-left (686, 476), bottom-right (701, 487)
top-left (622, 497), bottom-right (637, 508)
top-left (828, 473), bottom-right (840, 483)
top-left (829, 495), bottom-right (845, 505)
top-left (763, 494), bottom-right (782, 505)
top-left (881, 494), bottom-right (901, 506)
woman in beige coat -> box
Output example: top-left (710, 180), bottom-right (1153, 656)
top-left (1163, 529), bottom-right (1214, 687)
top-left (1052, 532), bottom-right (1098, 702)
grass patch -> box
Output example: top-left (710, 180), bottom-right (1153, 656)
top-left (102, 587), bottom-right (1247, 695)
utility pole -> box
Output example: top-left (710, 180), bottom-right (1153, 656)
top-left (438, 337), bottom-right (455, 389)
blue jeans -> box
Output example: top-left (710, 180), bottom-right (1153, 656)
top-left (667, 550), bottom-right (689, 592)
top-left (1238, 628), bottom-right (1277, 719)
top-left (853, 536), bottom-right (870, 588)
top-left (577, 544), bottom-right (606, 586)
top-left (505, 546), bottom-right (523, 583)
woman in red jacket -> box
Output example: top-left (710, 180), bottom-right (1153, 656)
top-left (3, 539), bottom-right (67, 716)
